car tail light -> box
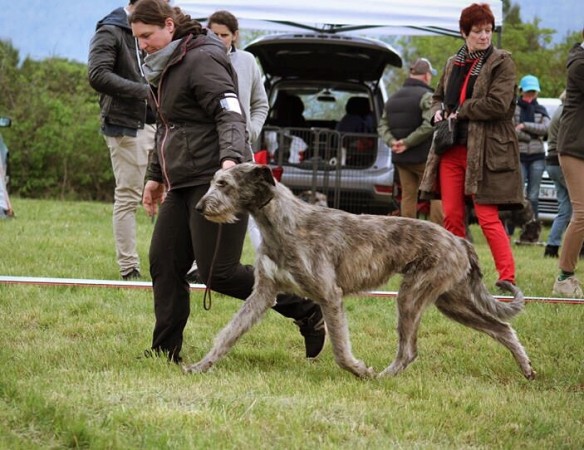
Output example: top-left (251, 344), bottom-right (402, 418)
top-left (254, 150), bottom-right (269, 164)
top-left (271, 166), bottom-right (283, 182)
top-left (374, 184), bottom-right (393, 195)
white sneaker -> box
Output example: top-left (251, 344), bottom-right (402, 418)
top-left (552, 276), bottom-right (584, 298)
top-left (186, 261), bottom-right (200, 283)
top-left (187, 261), bottom-right (198, 275)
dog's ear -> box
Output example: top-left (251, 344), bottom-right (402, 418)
top-left (240, 164), bottom-right (275, 210)
top-left (252, 164), bottom-right (276, 186)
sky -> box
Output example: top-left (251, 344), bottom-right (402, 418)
top-left (0, 0), bottom-right (123, 63)
top-left (0, 1), bottom-right (581, 63)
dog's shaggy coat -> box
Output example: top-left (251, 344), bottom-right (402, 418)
top-left (184, 163), bottom-right (535, 379)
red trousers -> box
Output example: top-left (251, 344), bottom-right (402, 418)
top-left (439, 145), bottom-right (515, 283)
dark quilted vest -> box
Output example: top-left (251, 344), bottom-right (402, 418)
top-left (384, 78), bottom-right (433, 165)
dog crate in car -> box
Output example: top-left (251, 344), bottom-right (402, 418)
top-left (258, 126), bottom-right (395, 214)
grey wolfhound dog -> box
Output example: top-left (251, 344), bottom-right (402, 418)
top-left (185, 163), bottom-right (535, 380)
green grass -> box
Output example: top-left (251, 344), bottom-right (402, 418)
top-left (0, 198), bottom-right (583, 449)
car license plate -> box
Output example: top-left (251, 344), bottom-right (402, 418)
top-left (539, 186), bottom-right (557, 200)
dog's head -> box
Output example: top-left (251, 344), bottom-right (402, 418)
top-left (196, 163), bottom-right (276, 223)
top-left (500, 198), bottom-right (535, 227)
top-left (519, 219), bottom-right (542, 243)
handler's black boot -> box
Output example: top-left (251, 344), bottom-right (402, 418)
top-left (295, 308), bottom-right (326, 359)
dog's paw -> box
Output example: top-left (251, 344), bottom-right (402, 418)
top-left (352, 361), bottom-right (376, 379)
top-left (378, 360), bottom-right (407, 377)
top-left (524, 364), bottom-right (537, 381)
top-left (363, 366), bottom-right (376, 379)
top-left (182, 360), bottom-right (213, 374)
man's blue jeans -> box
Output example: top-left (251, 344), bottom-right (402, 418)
top-left (546, 164), bottom-right (572, 247)
top-left (521, 158), bottom-right (546, 219)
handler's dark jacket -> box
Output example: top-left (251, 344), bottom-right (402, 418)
top-left (88, 7), bottom-right (151, 132)
top-left (147, 32), bottom-right (250, 190)
top-left (420, 47), bottom-right (524, 210)
top-left (558, 42), bottom-right (584, 159)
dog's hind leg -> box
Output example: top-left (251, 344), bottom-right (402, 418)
top-left (379, 279), bottom-right (436, 377)
top-left (435, 292), bottom-right (535, 380)
top-left (183, 284), bottom-right (277, 374)
top-left (319, 288), bottom-right (375, 378)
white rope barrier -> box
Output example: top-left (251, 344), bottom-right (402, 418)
top-left (1, 275), bottom-right (583, 304)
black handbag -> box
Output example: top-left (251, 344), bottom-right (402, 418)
top-left (433, 116), bottom-right (458, 155)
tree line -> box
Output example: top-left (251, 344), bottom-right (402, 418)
top-left (0, 2), bottom-right (580, 201)
top-left (389, 2), bottom-right (580, 98)
top-left (0, 42), bottom-right (113, 201)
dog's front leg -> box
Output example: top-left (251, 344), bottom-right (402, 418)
top-left (320, 292), bottom-right (375, 378)
top-left (183, 285), bottom-right (276, 374)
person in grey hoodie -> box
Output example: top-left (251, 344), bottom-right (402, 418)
top-left (183, 9), bottom-right (268, 282)
top-left (552, 28), bottom-right (584, 298)
top-left (88, 0), bottom-right (158, 280)
top-left (207, 10), bottom-right (269, 147)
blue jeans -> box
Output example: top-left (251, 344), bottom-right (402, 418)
top-left (521, 158), bottom-right (546, 219)
top-left (546, 164), bottom-right (572, 247)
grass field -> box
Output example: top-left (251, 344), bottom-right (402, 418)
top-left (0, 198), bottom-right (582, 449)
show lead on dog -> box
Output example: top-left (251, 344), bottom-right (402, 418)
top-left (420, 3), bottom-right (524, 288)
top-left (129, 0), bottom-right (325, 364)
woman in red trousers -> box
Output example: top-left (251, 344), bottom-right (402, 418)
top-left (420, 3), bottom-right (524, 287)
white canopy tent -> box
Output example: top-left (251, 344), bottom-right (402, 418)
top-left (175, 0), bottom-right (503, 38)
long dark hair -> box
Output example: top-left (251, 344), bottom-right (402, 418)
top-left (130, 0), bottom-right (203, 39)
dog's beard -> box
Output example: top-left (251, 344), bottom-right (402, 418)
top-left (202, 210), bottom-right (240, 224)
top-left (197, 193), bottom-right (241, 224)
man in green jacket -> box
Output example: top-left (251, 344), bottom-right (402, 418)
top-left (378, 58), bottom-right (443, 224)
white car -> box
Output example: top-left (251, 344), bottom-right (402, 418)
top-left (536, 97), bottom-right (561, 223)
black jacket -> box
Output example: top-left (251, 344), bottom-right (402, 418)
top-left (558, 42), bottom-right (584, 159)
top-left (147, 32), bottom-right (250, 190)
top-left (382, 78), bottom-right (434, 165)
top-left (88, 7), bottom-right (151, 131)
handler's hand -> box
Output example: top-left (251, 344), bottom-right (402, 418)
top-left (434, 110), bottom-right (444, 123)
top-left (143, 180), bottom-right (165, 217)
top-left (222, 159), bottom-right (237, 170)
top-left (391, 139), bottom-right (407, 154)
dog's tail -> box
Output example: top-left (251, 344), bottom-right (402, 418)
top-left (463, 240), bottom-right (525, 320)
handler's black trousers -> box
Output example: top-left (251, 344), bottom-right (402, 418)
top-left (149, 184), bottom-right (319, 360)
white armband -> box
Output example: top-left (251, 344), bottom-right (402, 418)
top-left (219, 93), bottom-right (242, 115)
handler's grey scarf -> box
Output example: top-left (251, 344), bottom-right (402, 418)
top-left (142, 40), bottom-right (181, 86)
